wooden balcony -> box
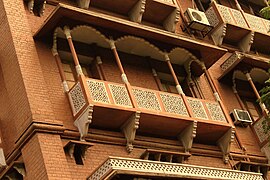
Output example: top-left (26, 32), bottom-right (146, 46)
top-left (68, 77), bottom-right (233, 158)
top-left (206, 2), bottom-right (270, 54)
top-left (88, 156), bottom-right (264, 180)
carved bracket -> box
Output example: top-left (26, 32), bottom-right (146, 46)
top-left (4, 162), bottom-right (25, 179)
top-left (0, 148), bottom-right (6, 168)
top-left (74, 105), bottom-right (93, 141)
top-left (217, 127), bottom-right (235, 164)
top-left (64, 140), bottom-right (93, 160)
top-left (238, 31), bottom-right (254, 53)
top-left (163, 8), bottom-right (180, 32)
top-left (211, 24), bottom-right (227, 46)
top-left (25, 0), bottom-right (46, 16)
top-left (129, 0), bottom-right (146, 23)
top-left (76, 0), bottom-right (91, 9)
top-left (178, 121), bottom-right (197, 153)
top-left (121, 111), bottom-right (140, 153)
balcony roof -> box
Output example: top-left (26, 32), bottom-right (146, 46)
top-left (88, 157), bottom-right (264, 180)
top-left (34, 3), bottom-right (227, 69)
top-left (218, 52), bottom-right (270, 83)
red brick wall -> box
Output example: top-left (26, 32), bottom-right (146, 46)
top-left (22, 133), bottom-right (72, 179)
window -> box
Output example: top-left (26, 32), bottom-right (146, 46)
top-left (242, 98), bottom-right (262, 121)
top-left (62, 62), bottom-right (92, 88)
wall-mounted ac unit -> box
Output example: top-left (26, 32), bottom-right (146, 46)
top-left (184, 8), bottom-right (212, 35)
top-left (230, 109), bottom-right (252, 127)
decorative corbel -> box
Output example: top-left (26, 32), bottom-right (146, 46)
top-left (13, 163), bottom-right (26, 177)
top-left (217, 127), bottom-right (235, 163)
top-left (121, 111), bottom-right (140, 153)
top-left (76, 0), bottom-right (91, 9)
top-left (25, 0), bottom-right (46, 16)
top-left (129, 0), bottom-right (146, 23)
top-left (0, 148), bottom-right (6, 168)
top-left (4, 162), bottom-right (25, 179)
top-left (64, 140), bottom-right (93, 160)
top-left (27, 0), bottom-right (34, 13)
top-left (74, 105), bottom-right (93, 141)
top-left (211, 24), bottom-right (227, 46)
top-left (163, 8), bottom-right (180, 32)
top-left (178, 121), bottom-right (197, 153)
top-left (238, 31), bottom-right (254, 53)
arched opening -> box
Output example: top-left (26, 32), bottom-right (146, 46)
top-left (233, 68), bottom-right (269, 121)
top-left (53, 25), bottom-right (110, 88)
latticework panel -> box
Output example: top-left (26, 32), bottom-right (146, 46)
top-left (205, 7), bottom-right (220, 27)
top-left (245, 13), bottom-right (266, 33)
top-left (217, 5), bottom-right (233, 24)
top-left (187, 98), bottom-right (208, 119)
top-left (87, 79), bottom-right (110, 104)
top-left (132, 88), bottom-right (161, 111)
top-left (109, 84), bottom-right (132, 107)
top-left (205, 102), bottom-right (226, 122)
top-left (160, 93), bottom-right (189, 116)
top-left (263, 19), bottom-right (270, 34)
top-left (262, 142), bottom-right (270, 161)
top-left (68, 82), bottom-right (86, 115)
top-left (230, 9), bottom-right (248, 28)
top-left (89, 157), bottom-right (264, 180)
top-left (220, 53), bottom-right (241, 72)
top-left (253, 117), bottom-right (270, 143)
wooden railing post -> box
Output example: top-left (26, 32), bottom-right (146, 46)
top-left (109, 39), bottom-right (138, 109)
top-left (165, 54), bottom-right (194, 117)
top-left (52, 30), bottom-right (69, 93)
top-left (245, 73), bottom-right (269, 116)
top-left (63, 26), bottom-right (91, 101)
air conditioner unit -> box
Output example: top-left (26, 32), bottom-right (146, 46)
top-left (184, 8), bottom-right (212, 33)
top-left (230, 109), bottom-right (252, 127)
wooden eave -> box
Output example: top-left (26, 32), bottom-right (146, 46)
top-left (34, 3), bottom-right (227, 71)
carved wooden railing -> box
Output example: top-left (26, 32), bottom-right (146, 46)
top-left (68, 78), bottom-right (227, 123)
top-left (88, 156), bottom-right (264, 180)
top-left (252, 116), bottom-right (270, 146)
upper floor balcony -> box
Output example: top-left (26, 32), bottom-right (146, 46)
top-left (47, 24), bottom-right (234, 163)
top-left (206, 1), bottom-right (270, 54)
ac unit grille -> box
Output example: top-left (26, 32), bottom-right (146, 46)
top-left (236, 109), bottom-right (251, 121)
top-left (230, 109), bottom-right (252, 126)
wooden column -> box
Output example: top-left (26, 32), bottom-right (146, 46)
top-left (232, 86), bottom-right (246, 111)
top-left (109, 39), bottom-right (138, 109)
top-left (96, 56), bottom-right (106, 81)
top-left (52, 31), bottom-right (69, 93)
top-left (165, 54), bottom-right (193, 117)
top-left (151, 68), bottom-right (163, 91)
top-left (245, 73), bottom-right (268, 116)
top-left (63, 26), bottom-right (91, 101)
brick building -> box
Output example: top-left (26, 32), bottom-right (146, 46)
top-left (0, 0), bottom-right (270, 179)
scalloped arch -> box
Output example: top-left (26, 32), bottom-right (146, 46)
top-left (232, 68), bottom-right (269, 89)
top-left (115, 36), bottom-right (164, 61)
top-left (70, 25), bottom-right (110, 48)
top-left (184, 58), bottom-right (205, 82)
